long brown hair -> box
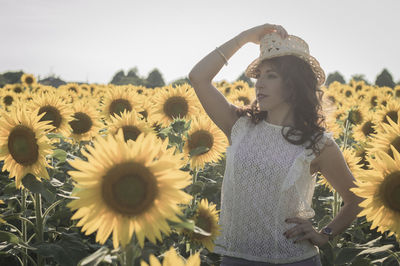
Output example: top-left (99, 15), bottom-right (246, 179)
top-left (237, 55), bottom-right (328, 157)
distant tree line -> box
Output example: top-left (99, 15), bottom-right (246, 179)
top-left (1, 67), bottom-right (399, 89)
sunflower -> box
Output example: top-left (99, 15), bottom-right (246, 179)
top-left (180, 198), bottom-right (221, 252)
top-left (317, 146), bottom-right (364, 192)
top-left (141, 246), bottom-right (201, 266)
top-left (21, 73), bottom-right (36, 87)
top-left (1, 91), bottom-right (16, 109)
top-left (101, 85), bottom-right (144, 122)
top-left (354, 142), bottom-right (373, 170)
top-left (350, 146), bottom-right (400, 240)
top-left (373, 99), bottom-right (400, 132)
top-left (107, 109), bottom-right (155, 142)
top-left (232, 80), bottom-right (250, 91)
top-left (364, 89), bottom-right (384, 109)
top-left (217, 83), bottom-right (233, 97)
top-left (67, 131), bottom-right (193, 249)
top-left (28, 91), bottom-right (73, 137)
top-left (394, 85), bottom-right (400, 98)
top-left (352, 112), bottom-right (378, 142)
top-left (68, 100), bottom-right (102, 143)
top-left (366, 114), bottom-right (400, 160)
top-left (151, 84), bottom-right (200, 128)
top-left (182, 115), bottom-right (228, 170)
top-left (340, 85), bottom-right (356, 99)
top-left (0, 107), bottom-right (54, 188)
top-left (346, 104), bottom-right (367, 126)
top-left (226, 87), bottom-right (255, 106)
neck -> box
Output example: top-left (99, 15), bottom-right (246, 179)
top-left (265, 104), bottom-right (294, 127)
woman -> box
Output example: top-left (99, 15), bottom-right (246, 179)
top-left (188, 24), bottom-right (363, 266)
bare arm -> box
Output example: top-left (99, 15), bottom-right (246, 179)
top-left (188, 24), bottom-right (288, 143)
top-left (188, 33), bottom-right (247, 83)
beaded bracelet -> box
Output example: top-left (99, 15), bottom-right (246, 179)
top-left (215, 47), bottom-right (228, 66)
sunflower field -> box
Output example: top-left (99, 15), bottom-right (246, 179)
top-left (0, 73), bottom-right (400, 266)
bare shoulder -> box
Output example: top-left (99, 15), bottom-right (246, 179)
top-left (311, 135), bottom-right (338, 172)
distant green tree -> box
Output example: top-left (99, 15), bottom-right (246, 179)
top-left (349, 74), bottom-right (370, 85)
top-left (127, 67), bottom-right (139, 78)
top-left (170, 77), bottom-right (191, 87)
top-left (110, 70), bottom-right (126, 84)
top-left (0, 71), bottom-right (24, 87)
top-left (146, 68), bottom-right (165, 88)
top-left (236, 72), bottom-right (254, 87)
top-left (375, 68), bottom-right (395, 88)
top-left (325, 71), bottom-right (346, 86)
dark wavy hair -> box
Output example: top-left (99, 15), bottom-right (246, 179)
top-left (237, 55), bottom-right (328, 157)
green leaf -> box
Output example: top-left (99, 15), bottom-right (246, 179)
top-left (0, 231), bottom-right (36, 250)
top-left (78, 246), bottom-right (109, 266)
top-left (189, 146), bottom-right (209, 157)
top-left (52, 149), bottom-right (67, 162)
top-left (33, 243), bottom-right (75, 266)
top-left (0, 231), bottom-right (20, 244)
top-left (21, 174), bottom-right (56, 202)
top-left (47, 133), bottom-right (65, 139)
top-left (190, 181), bottom-right (204, 194)
top-left (335, 247), bottom-right (364, 264)
top-left (169, 218), bottom-right (195, 231)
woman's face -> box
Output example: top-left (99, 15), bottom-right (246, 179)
top-left (254, 60), bottom-right (288, 112)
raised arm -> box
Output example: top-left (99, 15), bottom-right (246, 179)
top-left (188, 24), bottom-right (288, 144)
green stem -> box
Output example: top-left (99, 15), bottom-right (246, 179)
top-left (21, 188), bottom-right (27, 266)
top-left (121, 234), bottom-right (139, 266)
top-left (34, 193), bottom-right (44, 266)
top-left (191, 167), bottom-right (199, 207)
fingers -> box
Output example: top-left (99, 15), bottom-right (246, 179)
top-left (272, 24), bottom-right (289, 39)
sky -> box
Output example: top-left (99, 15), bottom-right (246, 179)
top-left (1, 0), bottom-right (399, 86)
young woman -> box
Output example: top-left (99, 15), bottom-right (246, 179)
top-left (188, 23), bottom-right (363, 266)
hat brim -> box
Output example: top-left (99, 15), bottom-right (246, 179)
top-left (245, 53), bottom-right (326, 87)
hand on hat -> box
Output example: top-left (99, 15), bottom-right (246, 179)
top-left (242, 23), bottom-right (289, 45)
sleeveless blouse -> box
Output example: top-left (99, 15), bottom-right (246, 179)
top-left (213, 115), bottom-right (334, 264)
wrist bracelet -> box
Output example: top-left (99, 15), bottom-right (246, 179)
top-left (215, 46), bottom-right (228, 66)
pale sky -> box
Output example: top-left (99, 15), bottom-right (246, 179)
top-left (1, 0), bottom-right (399, 85)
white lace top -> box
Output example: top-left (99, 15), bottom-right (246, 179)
top-left (213, 115), bottom-right (334, 264)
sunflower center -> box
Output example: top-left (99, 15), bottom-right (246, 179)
top-left (109, 99), bottom-right (132, 117)
top-left (139, 110), bottom-right (148, 119)
top-left (370, 96), bottom-right (378, 107)
top-left (8, 125), bottom-right (39, 166)
top-left (163, 96), bottom-right (188, 119)
top-left (69, 112), bottom-right (93, 134)
top-left (387, 137), bottom-right (400, 159)
top-left (396, 90), bottom-right (400, 98)
top-left (193, 213), bottom-right (212, 239)
top-left (383, 111), bottom-right (398, 124)
top-left (14, 86), bottom-right (23, 93)
top-left (120, 126), bottom-right (142, 142)
top-left (39, 105), bottom-right (62, 129)
top-left (25, 77), bottom-right (34, 85)
top-left (380, 171), bottom-right (400, 212)
top-left (188, 130), bottom-right (214, 155)
top-left (3, 95), bottom-right (13, 106)
top-left (68, 86), bottom-right (77, 93)
top-left (238, 96), bottom-right (250, 105)
top-left (348, 109), bottom-right (363, 125)
top-left (355, 85), bottom-right (362, 91)
top-left (345, 90), bottom-right (352, 97)
top-left (361, 121), bottom-right (376, 137)
top-left (102, 162), bottom-right (158, 216)
top-left (224, 87), bottom-right (231, 94)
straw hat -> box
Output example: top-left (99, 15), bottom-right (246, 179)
top-left (245, 32), bottom-right (326, 87)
